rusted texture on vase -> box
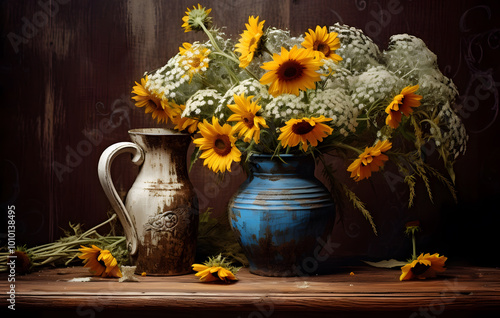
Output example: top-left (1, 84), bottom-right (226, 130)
top-left (228, 154), bottom-right (335, 277)
top-left (98, 128), bottom-right (198, 276)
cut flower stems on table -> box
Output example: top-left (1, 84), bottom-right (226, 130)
top-left (131, 3), bottom-right (467, 234)
top-left (0, 213), bottom-right (128, 274)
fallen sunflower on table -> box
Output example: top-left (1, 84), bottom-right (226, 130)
top-left (78, 245), bottom-right (123, 278)
top-left (400, 221), bottom-right (447, 281)
top-left (363, 221), bottom-right (448, 281)
top-left (400, 253), bottom-right (447, 281)
top-left (192, 254), bottom-right (240, 283)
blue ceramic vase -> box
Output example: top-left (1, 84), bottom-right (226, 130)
top-left (228, 154), bottom-right (336, 276)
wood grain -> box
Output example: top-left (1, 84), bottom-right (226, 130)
top-left (0, 266), bottom-right (499, 317)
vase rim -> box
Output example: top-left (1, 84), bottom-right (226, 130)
top-left (250, 153), bottom-right (307, 158)
top-left (128, 128), bottom-right (190, 136)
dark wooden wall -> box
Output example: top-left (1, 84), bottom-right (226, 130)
top-left (1, 0), bottom-right (499, 266)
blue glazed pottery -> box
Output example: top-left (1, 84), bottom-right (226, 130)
top-left (228, 154), bottom-right (336, 276)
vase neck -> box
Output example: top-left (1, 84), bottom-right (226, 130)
top-left (250, 155), bottom-right (315, 176)
top-left (128, 129), bottom-right (191, 181)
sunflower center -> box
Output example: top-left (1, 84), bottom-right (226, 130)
top-left (248, 36), bottom-right (258, 49)
top-left (291, 121), bottom-right (314, 135)
top-left (411, 262), bottom-right (430, 276)
top-left (150, 96), bottom-right (162, 110)
top-left (190, 57), bottom-right (201, 68)
top-left (12, 251), bottom-right (31, 274)
top-left (214, 135), bottom-right (232, 156)
top-left (243, 115), bottom-right (254, 128)
top-left (314, 41), bottom-right (331, 56)
top-left (279, 60), bottom-right (304, 81)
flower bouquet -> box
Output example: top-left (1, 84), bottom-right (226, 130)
top-left (131, 4), bottom-right (467, 233)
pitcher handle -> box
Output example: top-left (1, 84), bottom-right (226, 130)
top-left (98, 142), bottom-right (144, 256)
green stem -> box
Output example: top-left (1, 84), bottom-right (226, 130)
top-left (199, 20), bottom-right (222, 52)
top-left (411, 232), bottom-right (417, 260)
top-left (106, 236), bottom-right (126, 249)
top-left (331, 142), bottom-right (363, 154)
top-left (32, 226), bottom-right (108, 254)
top-left (211, 51), bottom-right (240, 66)
top-left (79, 214), bottom-right (117, 238)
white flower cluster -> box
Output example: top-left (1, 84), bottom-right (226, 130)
top-left (145, 54), bottom-right (202, 103)
top-left (330, 23), bottom-right (381, 74)
top-left (350, 66), bottom-right (402, 111)
top-left (264, 28), bottom-right (303, 53)
top-left (264, 92), bottom-right (306, 119)
top-left (384, 34), bottom-right (438, 79)
top-left (435, 102), bottom-right (468, 160)
top-left (323, 66), bottom-right (353, 91)
top-left (418, 73), bottom-right (459, 108)
top-left (182, 88), bottom-right (221, 118)
top-left (309, 88), bottom-right (358, 136)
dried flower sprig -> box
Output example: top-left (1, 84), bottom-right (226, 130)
top-left (0, 213), bottom-right (127, 274)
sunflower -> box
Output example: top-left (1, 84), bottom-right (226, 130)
top-left (181, 3), bottom-right (212, 33)
top-left (161, 99), bottom-right (185, 123)
top-left (385, 85), bottom-right (422, 129)
top-left (131, 76), bottom-right (172, 124)
top-left (172, 104), bottom-right (200, 134)
top-left (173, 115), bottom-right (200, 134)
top-left (260, 46), bottom-right (323, 97)
top-left (78, 245), bottom-right (122, 278)
top-left (347, 140), bottom-right (392, 181)
top-left (178, 42), bottom-right (211, 82)
top-left (192, 254), bottom-right (239, 283)
top-left (193, 117), bottom-right (242, 173)
top-left (400, 253), bottom-right (447, 281)
top-left (192, 265), bottom-right (236, 283)
top-left (278, 116), bottom-right (333, 151)
top-left (301, 26), bottom-right (342, 63)
top-left (235, 16), bottom-right (265, 68)
top-left (227, 94), bottom-right (268, 144)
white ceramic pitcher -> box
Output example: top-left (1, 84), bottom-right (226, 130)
top-left (98, 128), bottom-right (198, 275)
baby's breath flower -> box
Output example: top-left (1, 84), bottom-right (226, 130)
top-left (330, 23), bottom-right (382, 74)
top-left (350, 66), bottom-right (403, 112)
top-left (435, 102), bottom-right (468, 160)
top-left (383, 34), bottom-right (440, 82)
top-left (183, 89), bottom-right (222, 119)
top-left (265, 92), bottom-right (306, 120)
top-left (309, 88), bottom-right (358, 136)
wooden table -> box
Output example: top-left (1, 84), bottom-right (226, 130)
top-left (1, 265), bottom-right (499, 317)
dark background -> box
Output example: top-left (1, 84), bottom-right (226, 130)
top-left (1, 0), bottom-right (499, 267)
